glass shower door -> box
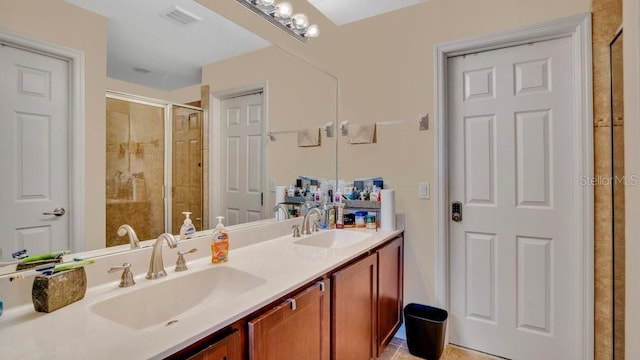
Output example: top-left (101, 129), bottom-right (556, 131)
top-left (105, 97), bottom-right (166, 247)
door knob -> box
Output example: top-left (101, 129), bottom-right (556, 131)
top-left (43, 207), bottom-right (65, 216)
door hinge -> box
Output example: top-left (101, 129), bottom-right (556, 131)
top-left (261, 192), bottom-right (264, 206)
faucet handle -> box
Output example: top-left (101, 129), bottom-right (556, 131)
top-left (292, 225), bottom-right (301, 238)
top-left (108, 263), bottom-right (135, 287)
top-left (175, 248), bottom-right (198, 272)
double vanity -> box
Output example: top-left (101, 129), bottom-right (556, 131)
top-left (0, 218), bottom-right (403, 360)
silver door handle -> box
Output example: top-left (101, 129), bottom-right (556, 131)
top-left (43, 207), bottom-right (65, 216)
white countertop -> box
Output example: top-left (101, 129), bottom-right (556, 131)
top-left (0, 225), bottom-right (402, 360)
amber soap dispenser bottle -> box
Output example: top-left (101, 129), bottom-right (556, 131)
top-left (211, 216), bottom-right (229, 264)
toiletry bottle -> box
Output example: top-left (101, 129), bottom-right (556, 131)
top-left (336, 205), bottom-right (344, 229)
top-left (334, 190), bottom-right (342, 205)
top-left (328, 205), bottom-right (336, 229)
top-left (211, 216), bottom-right (229, 264)
top-left (179, 212), bottom-right (196, 240)
top-left (320, 202), bottom-right (328, 229)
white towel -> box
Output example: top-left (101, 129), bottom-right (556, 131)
top-left (297, 128), bottom-right (321, 147)
top-left (347, 124), bottom-right (376, 144)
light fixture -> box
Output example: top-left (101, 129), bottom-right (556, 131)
top-left (291, 14), bottom-right (308, 30)
top-left (236, 0), bottom-right (319, 42)
top-left (256, 0), bottom-right (274, 6)
top-left (274, 2), bottom-right (293, 20)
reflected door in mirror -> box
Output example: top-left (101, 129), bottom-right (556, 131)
top-left (221, 93), bottom-right (265, 226)
top-left (0, 45), bottom-right (70, 261)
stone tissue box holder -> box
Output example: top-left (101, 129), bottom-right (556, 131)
top-left (32, 267), bottom-right (87, 313)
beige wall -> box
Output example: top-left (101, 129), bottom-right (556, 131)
top-left (623, 0), bottom-right (640, 357)
top-left (202, 0), bottom-right (591, 311)
top-left (0, 0), bottom-right (107, 251)
top-left (202, 46), bottom-right (338, 192)
top-left (319, 0), bottom-right (591, 307)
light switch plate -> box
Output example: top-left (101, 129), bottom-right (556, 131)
top-left (419, 182), bottom-right (430, 199)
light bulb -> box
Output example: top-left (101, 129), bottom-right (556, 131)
top-left (274, 2), bottom-right (293, 19)
top-left (304, 24), bottom-right (319, 38)
top-left (291, 14), bottom-right (309, 29)
top-left (256, 0), bottom-right (274, 6)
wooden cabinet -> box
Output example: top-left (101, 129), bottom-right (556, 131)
top-left (248, 279), bottom-right (330, 360)
top-left (166, 320), bottom-right (245, 360)
top-left (187, 329), bottom-right (242, 360)
top-left (376, 236), bottom-right (404, 355)
top-left (170, 233), bottom-right (404, 360)
top-left (331, 253), bottom-right (378, 360)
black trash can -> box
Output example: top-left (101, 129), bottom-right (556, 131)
top-left (404, 303), bottom-right (448, 360)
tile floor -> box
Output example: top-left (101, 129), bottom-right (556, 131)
top-left (379, 338), bottom-right (503, 360)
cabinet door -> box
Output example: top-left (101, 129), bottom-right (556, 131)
top-left (332, 253), bottom-right (377, 360)
top-left (187, 329), bottom-right (242, 360)
top-left (248, 280), bottom-right (330, 360)
top-left (377, 236), bottom-right (404, 355)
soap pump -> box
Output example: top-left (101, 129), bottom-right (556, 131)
top-left (211, 216), bottom-right (229, 264)
top-left (179, 212), bottom-right (196, 240)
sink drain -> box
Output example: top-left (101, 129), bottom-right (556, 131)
top-left (166, 320), bottom-right (179, 327)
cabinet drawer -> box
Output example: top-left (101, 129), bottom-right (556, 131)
top-left (187, 329), bottom-right (242, 360)
top-left (248, 280), bottom-right (330, 360)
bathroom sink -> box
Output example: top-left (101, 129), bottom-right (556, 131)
top-left (294, 229), bottom-right (373, 249)
top-left (90, 266), bottom-right (265, 330)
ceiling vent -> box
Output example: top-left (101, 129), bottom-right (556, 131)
top-left (160, 6), bottom-right (202, 26)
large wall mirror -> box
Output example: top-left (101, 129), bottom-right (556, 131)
top-left (0, 0), bottom-right (337, 274)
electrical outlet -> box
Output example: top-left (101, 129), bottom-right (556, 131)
top-left (419, 182), bottom-right (430, 199)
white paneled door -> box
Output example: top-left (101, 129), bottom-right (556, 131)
top-left (0, 45), bottom-right (70, 261)
top-left (448, 37), bottom-right (579, 359)
top-left (220, 93), bottom-right (264, 226)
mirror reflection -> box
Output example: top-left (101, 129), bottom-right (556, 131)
top-left (0, 0), bottom-right (337, 274)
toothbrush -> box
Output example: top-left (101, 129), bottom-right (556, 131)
top-left (51, 259), bottom-right (94, 273)
top-left (20, 250), bottom-right (70, 264)
top-left (8, 263), bottom-right (52, 281)
top-left (8, 259), bottom-right (95, 281)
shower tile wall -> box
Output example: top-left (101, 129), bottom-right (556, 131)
top-left (591, 0), bottom-right (623, 358)
top-left (106, 98), bottom-right (165, 246)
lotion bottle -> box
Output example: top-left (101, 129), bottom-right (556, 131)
top-left (211, 216), bottom-right (229, 264)
top-left (179, 212), bottom-right (196, 240)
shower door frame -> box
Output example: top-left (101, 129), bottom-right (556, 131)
top-left (106, 91), bottom-right (204, 234)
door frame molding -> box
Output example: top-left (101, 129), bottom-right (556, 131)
top-left (210, 82), bottom-right (269, 225)
top-left (0, 29), bottom-right (85, 252)
top-left (434, 13), bottom-right (593, 359)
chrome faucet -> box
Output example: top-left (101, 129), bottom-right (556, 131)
top-left (108, 263), bottom-right (135, 287)
top-left (301, 208), bottom-right (322, 235)
top-left (117, 224), bottom-right (140, 249)
top-left (146, 233), bottom-right (178, 279)
top-left (273, 204), bottom-right (290, 220)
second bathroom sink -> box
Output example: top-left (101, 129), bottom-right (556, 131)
top-left (294, 229), bottom-right (373, 249)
